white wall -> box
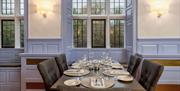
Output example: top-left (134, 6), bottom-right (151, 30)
top-left (28, 0), bottom-right (61, 39)
top-left (138, 0), bottom-right (180, 38)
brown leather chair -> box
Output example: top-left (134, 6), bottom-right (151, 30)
top-left (139, 60), bottom-right (164, 91)
top-left (55, 54), bottom-right (68, 75)
top-left (127, 53), bottom-right (142, 77)
top-left (37, 58), bottom-right (61, 91)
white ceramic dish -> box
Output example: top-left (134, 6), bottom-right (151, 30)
top-left (117, 75), bottom-right (133, 82)
top-left (64, 69), bottom-right (90, 76)
top-left (64, 79), bottom-right (81, 86)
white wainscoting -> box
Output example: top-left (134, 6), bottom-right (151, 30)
top-left (137, 39), bottom-right (180, 56)
top-left (20, 53), bottom-right (60, 91)
top-left (0, 67), bottom-right (20, 91)
top-left (0, 49), bottom-right (23, 63)
top-left (158, 66), bottom-right (180, 84)
top-left (27, 39), bottom-right (62, 54)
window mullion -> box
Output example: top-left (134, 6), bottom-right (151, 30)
top-left (106, 18), bottom-right (110, 48)
top-left (87, 0), bottom-right (91, 48)
top-left (15, 18), bottom-right (20, 48)
top-left (0, 0), bottom-right (1, 15)
top-left (0, 20), bottom-right (2, 48)
top-left (15, 0), bottom-right (20, 16)
top-left (87, 18), bottom-right (91, 48)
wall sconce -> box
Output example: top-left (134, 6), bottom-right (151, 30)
top-left (149, 0), bottom-right (170, 18)
top-left (36, 0), bottom-right (53, 18)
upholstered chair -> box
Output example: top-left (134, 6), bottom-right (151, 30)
top-left (37, 58), bottom-right (61, 91)
top-left (55, 54), bottom-right (68, 75)
top-left (127, 54), bottom-right (142, 77)
top-left (139, 60), bottom-right (164, 91)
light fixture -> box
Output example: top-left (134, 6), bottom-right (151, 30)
top-left (36, 0), bottom-right (53, 18)
top-left (149, 0), bottom-right (170, 18)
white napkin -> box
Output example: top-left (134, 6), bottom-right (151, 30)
top-left (109, 70), bottom-right (129, 75)
top-left (91, 77), bottom-right (105, 88)
top-left (66, 69), bottom-right (84, 74)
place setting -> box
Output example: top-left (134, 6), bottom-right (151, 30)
top-left (63, 69), bottom-right (90, 77)
top-left (103, 69), bottom-right (130, 77)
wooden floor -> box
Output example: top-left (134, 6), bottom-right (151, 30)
top-left (156, 84), bottom-right (180, 91)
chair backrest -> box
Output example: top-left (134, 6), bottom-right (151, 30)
top-left (55, 54), bottom-right (68, 75)
top-left (37, 58), bottom-right (60, 91)
top-left (127, 53), bottom-right (142, 77)
top-left (139, 60), bottom-right (164, 91)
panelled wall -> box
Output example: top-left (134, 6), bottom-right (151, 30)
top-left (137, 39), bottom-right (180, 56)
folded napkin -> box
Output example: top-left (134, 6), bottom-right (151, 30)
top-left (91, 77), bottom-right (105, 88)
top-left (109, 70), bottom-right (129, 75)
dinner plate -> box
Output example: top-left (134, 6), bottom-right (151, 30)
top-left (111, 63), bottom-right (123, 69)
top-left (64, 79), bottom-right (81, 86)
top-left (71, 65), bottom-right (81, 69)
top-left (64, 69), bottom-right (90, 77)
top-left (81, 77), bottom-right (115, 89)
top-left (103, 69), bottom-right (130, 76)
top-left (117, 75), bottom-right (133, 82)
top-left (72, 63), bottom-right (81, 66)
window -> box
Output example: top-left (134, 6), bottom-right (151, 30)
top-left (1, 0), bottom-right (15, 15)
top-left (73, 19), bottom-right (87, 47)
top-left (72, 0), bottom-right (87, 14)
top-left (0, 0), bottom-right (24, 48)
top-left (1, 20), bottom-right (15, 48)
top-left (110, 0), bottom-right (125, 14)
top-left (73, 0), bottom-right (125, 48)
top-left (92, 19), bottom-right (106, 48)
top-left (91, 0), bottom-right (106, 14)
top-left (110, 19), bottom-right (124, 48)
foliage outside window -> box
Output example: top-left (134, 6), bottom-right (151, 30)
top-left (92, 19), bottom-right (106, 48)
top-left (73, 19), bottom-right (87, 47)
top-left (1, 20), bottom-right (15, 48)
top-left (110, 19), bottom-right (124, 48)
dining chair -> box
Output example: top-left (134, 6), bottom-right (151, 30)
top-left (37, 58), bottom-right (61, 91)
top-left (127, 53), bottom-right (142, 77)
top-left (55, 54), bottom-right (68, 75)
top-left (139, 60), bottom-right (164, 91)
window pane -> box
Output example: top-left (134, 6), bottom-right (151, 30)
top-left (1, 20), bottom-right (15, 48)
top-left (1, 0), bottom-right (15, 15)
top-left (72, 0), bottom-right (87, 14)
top-left (92, 20), bottom-right (106, 48)
top-left (91, 0), bottom-right (106, 14)
top-left (73, 19), bottom-right (87, 48)
top-left (20, 20), bottom-right (24, 48)
top-left (110, 0), bottom-right (125, 14)
top-left (20, 0), bottom-right (24, 15)
top-left (110, 19), bottom-right (124, 48)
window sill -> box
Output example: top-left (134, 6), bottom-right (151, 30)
top-left (71, 48), bottom-right (126, 50)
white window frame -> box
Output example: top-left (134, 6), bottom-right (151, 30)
top-left (72, 0), bottom-right (125, 48)
top-left (0, 0), bottom-right (24, 48)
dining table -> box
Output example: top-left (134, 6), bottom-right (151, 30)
top-left (50, 60), bottom-right (146, 91)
